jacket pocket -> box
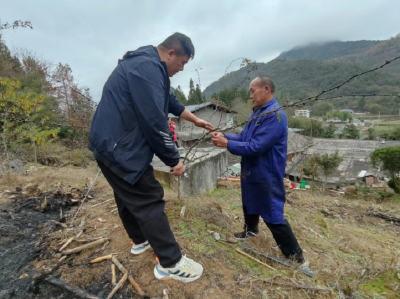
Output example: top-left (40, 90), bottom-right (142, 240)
top-left (112, 122), bottom-right (150, 172)
top-left (113, 122), bottom-right (139, 151)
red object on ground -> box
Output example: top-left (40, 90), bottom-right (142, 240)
top-left (291, 183), bottom-right (295, 189)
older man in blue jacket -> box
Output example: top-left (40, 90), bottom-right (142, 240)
top-left (89, 33), bottom-right (213, 283)
top-left (212, 76), bottom-right (310, 271)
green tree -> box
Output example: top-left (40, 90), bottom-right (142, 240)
top-left (342, 124), bottom-right (360, 139)
top-left (0, 78), bottom-right (59, 161)
top-left (367, 127), bottom-right (375, 140)
top-left (187, 79), bottom-right (203, 105)
top-left (321, 124), bottom-right (335, 138)
top-left (288, 117), bottom-right (323, 137)
top-left (194, 84), bottom-right (202, 103)
top-left (187, 78), bottom-right (195, 104)
top-left (326, 110), bottom-right (352, 122)
top-left (232, 98), bottom-right (253, 125)
top-left (368, 103), bottom-right (382, 114)
top-left (311, 102), bottom-right (334, 116)
top-left (174, 85), bottom-right (187, 105)
top-left (315, 151), bottom-right (343, 190)
top-left (370, 147), bottom-right (400, 192)
top-left (298, 156), bottom-right (320, 187)
top-left (358, 98), bottom-right (366, 110)
top-left (212, 88), bottom-right (236, 107)
top-left (389, 127), bottom-right (400, 140)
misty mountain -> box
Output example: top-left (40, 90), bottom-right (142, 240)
top-left (203, 35), bottom-right (400, 114)
top-left (277, 35), bottom-right (400, 76)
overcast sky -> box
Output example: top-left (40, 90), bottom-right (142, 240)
top-left (1, 0), bottom-right (399, 101)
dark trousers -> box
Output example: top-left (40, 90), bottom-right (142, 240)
top-left (175, 141), bottom-right (180, 148)
top-left (243, 206), bottom-right (304, 263)
top-left (97, 161), bottom-right (181, 267)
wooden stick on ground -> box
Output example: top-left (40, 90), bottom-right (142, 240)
top-left (367, 209), bottom-right (400, 225)
top-left (45, 275), bottom-right (102, 299)
top-left (106, 271), bottom-right (128, 299)
top-left (111, 256), bottom-right (128, 272)
top-left (91, 199), bottom-right (113, 208)
top-left (111, 256), bottom-right (145, 297)
top-left (236, 249), bottom-right (276, 271)
top-left (300, 224), bottom-right (323, 238)
top-left (127, 275), bottom-right (145, 298)
top-left (75, 230), bottom-right (83, 239)
top-left (90, 254), bottom-right (113, 264)
top-left (250, 278), bottom-right (334, 292)
top-left (62, 238), bottom-right (109, 255)
top-left (59, 237), bottom-right (75, 252)
top-left (111, 264), bottom-right (117, 286)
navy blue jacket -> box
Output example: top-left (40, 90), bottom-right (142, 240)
top-left (89, 46), bottom-right (185, 185)
top-left (224, 98), bottom-right (288, 224)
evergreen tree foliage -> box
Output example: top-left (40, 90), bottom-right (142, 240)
top-left (173, 85), bottom-right (187, 105)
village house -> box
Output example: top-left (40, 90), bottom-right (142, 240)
top-left (169, 102), bottom-right (237, 145)
top-left (294, 110), bottom-right (310, 118)
top-left (285, 137), bottom-right (400, 188)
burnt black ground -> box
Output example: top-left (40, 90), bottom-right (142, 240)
top-left (0, 191), bottom-right (105, 299)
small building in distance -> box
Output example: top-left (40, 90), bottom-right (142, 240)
top-left (169, 102), bottom-right (237, 145)
top-left (285, 138), bottom-right (400, 188)
top-left (295, 110), bottom-right (310, 118)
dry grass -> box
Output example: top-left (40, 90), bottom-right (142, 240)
top-left (1, 163), bottom-right (400, 298)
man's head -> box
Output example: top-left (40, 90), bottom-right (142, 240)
top-left (157, 32), bottom-right (195, 77)
top-left (249, 76), bottom-right (275, 107)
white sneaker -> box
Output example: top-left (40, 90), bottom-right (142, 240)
top-left (154, 255), bottom-right (203, 283)
top-left (130, 241), bottom-right (151, 255)
top-left (298, 260), bottom-right (313, 277)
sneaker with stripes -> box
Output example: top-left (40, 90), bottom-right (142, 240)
top-left (298, 260), bottom-right (313, 276)
top-left (154, 255), bottom-right (203, 283)
top-left (130, 241), bottom-right (151, 255)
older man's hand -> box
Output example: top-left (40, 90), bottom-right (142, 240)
top-left (211, 132), bottom-right (228, 148)
top-left (194, 118), bottom-right (214, 131)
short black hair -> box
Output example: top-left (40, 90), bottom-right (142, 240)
top-left (257, 76), bottom-right (275, 93)
top-left (158, 32), bottom-right (195, 59)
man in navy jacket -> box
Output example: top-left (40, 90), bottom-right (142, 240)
top-left (89, 33), bottom-right (213, 283)
top-left (212, 76), bottom-right (312, 274)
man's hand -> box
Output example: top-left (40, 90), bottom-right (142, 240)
top-left (171, 161), bottom-right (185, 176)
top-left (194, 118), bottom-right (214, 131)
top-left (211, 132), bottom-right (228, 148)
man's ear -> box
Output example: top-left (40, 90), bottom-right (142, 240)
top-left (167, 49), bottom-right (176, 59)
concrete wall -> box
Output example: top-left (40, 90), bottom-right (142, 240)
top-left (175, 107), bottom-right (229, 141)
top-left (153, 148), bottom-right (228, 197)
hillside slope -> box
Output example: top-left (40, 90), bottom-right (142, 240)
top-left (277, 35), bottom-right (400, 76)
top-left (203, 39), bottom-right (400, 114)
top-left (277, 40), bottom-right (380, 62)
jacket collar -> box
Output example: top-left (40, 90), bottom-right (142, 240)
top-left (119, 45), bottom-right (160, 63)
top-left (253, 97), bottom-right (277, 112)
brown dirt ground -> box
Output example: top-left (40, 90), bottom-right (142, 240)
top-left (1, 163), bottom-right (400, 299)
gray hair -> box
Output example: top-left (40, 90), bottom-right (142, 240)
top-left (257, 76), bottom-right (275, 93)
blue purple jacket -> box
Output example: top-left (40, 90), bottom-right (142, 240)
top-left (224, 98), bottom-right (287, 224)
